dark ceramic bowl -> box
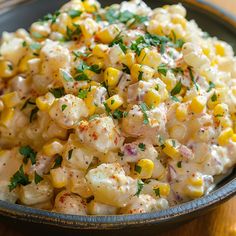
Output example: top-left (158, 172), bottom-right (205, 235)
top-left (0, 0), bottom-right (235, 234)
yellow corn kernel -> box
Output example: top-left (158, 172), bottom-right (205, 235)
top-left (83, 0), bottom-right (99, 13)
top-left (188, 175), bottom-right (203, 187)
top-left (106, 94), bottom-right (124, 111)
top-left (189, 96), bottom-right (206, 114)
top-left (218, 128), bottom-right (233, 146)
top-left (92, 44), bottom-right (108, 58)
top-left (153, 183), bottom-right (170, 197)
top-left (50, 167), bottom-right (67, 188)
top-left (176, 103), bottom-right (188, 121)
top-left (202, 47), bottom-right (211, 57)
top-left (86, 56), bottom-right (104, 69)
top-left (163, 139), bottom-right (180, 159)
top-left (231, 134), bottom-right (236, 142)
top-left (36, 92), bottom-right (55, 111)
top-left (121, 52), bottom-right (136, 69)
top-left (131, 64), bottom-right (155, 82)
top-left (171, 14), bottom-right (187, 28)
top-left (185, 185), bottom-right (204, 198)
top-left (80, 18), bottom-right (98, 39)
top-left (207, 97), bottom-right (219, 110)
top-left (1, 92), bottom-right (21, 108)
top-left (18, 54), bottom-right (34, 73)
top-left (220, 117), bottom-right (232, 128)
top-left (84, 87), bottom-right (97, 115)
top-left (136, 159), bottom-right (154, 179)
top-left (0, 60), bottom-right (15, 79)
top-left (144, 89), bottom-right (161, 108)
top-left (137, 48), bottom-right (161, 69)
top-left (161, 76), bottom-right (176, 91)
top-left (215, 42), bottom-right (225, 56)
top-left (213, 103), bottom-right (228, 117)
top-left (0, 108), bottom-right (15, 127)
top-left (104, 67), bottom-right (122, 88)
top-left (96, 25), bottom-right (120, 44)
top-left (147, 20), bottom-right (165, 36)
top-left (42, 139), bottom-right (64, 157)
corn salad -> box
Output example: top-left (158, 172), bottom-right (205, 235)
top-left (0, 0), bottom-right (236, 215)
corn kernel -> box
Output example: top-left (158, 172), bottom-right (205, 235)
top-left (96, 25), bottom-right (120, 44)
top-left (83, 0), bottom-right (99, 13)
top-left (171, 14), bottom-right (187, 28)
top-left (163, 139), bottom-right (180, 159)
top-left (36, 92), bottom-right (55, 111)
top-left (121, 52), bottom-right (136, 69)
top-left (18, 54), bottom-right (34, 73)
top-left (104, 67), bottom-right (122, 88)
top-left (0, 60), bottom-right (15, 79)
top-left (220, 117), bottom-right (232, 128)
top-left (153, 183), bottom-right (170, 197)
top-left (106, 94), bottom-right (124, 111)
top-left (176, 103), bottom-right (188, 121)
top-left (218, 128), bottom-right (233, 146)
top-left (0, 108), bottom-right (15, 127)
top-left (185, 185), bottom-right (204, 198)
top-left (144, 89), bottom-right (161, 108)
top-left (1, 92), bottom-right (21, 108)
top-left (213, 103), bottom-right (228, 117)
top-left (131, 64), bottom-right (155, 82)
top-left (231, 134), bottom-right (236, 142)
top-left (189, 96), bottom-right (206, 114)
top-left (137, 48), bottom-right (161, 69)
top-left (136, 159), bottom-right (154, 179)
top-left (84, 87), bottom-right (97, 115)
top-left (188, 175), bottom-right (203, 187)
top-left (215, 42), bottom-right (225, 56)
top-left (80, 18), bottom-right (98, 39)
top-left (147, 20), bottom-right (165, 36)
top-left (42, 139), bottom-right (64, 157)
top-left (50, 167), bottom-right (67, 188)
top-left (92, 44), bottom-right (108, 58)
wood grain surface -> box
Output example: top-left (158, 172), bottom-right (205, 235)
top-left (0, 0), bottom-right (236, 236)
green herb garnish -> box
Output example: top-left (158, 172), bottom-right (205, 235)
top-left (68, 9), bottom-right (82, 19)
top-left (49, 87), bottom-right (65, 98)
top-left (138, 143), bottom-right (146, 151)
top-left (19, 145), bottom-right (37, 165)
top-left (34, 172), bottom-right (43, 184)
top-left (52, 154), bottom-right (63, 169)
top-left (171, 81), bottom-right (182, 96)
top-left (135, 180), bottom-right (144, 196)
top-left (139, 102), bottom-right (149, 125)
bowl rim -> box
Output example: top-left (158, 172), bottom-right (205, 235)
top-left (0, 0), bottom-right (236, 230)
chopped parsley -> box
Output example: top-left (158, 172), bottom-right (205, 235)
top-left (207, 81), bottom-right (215, 92)
top-left (34, 172), bottom-right (43, 184)
top-left (52, 154), bottom-right (63, 169)
top-left (138, 71), bottom-right (143, 81)
top-left (188, 67), bottom-right (199, 91)
top-left (19, 145), bottom-right (37, 165)
top-left (72, 50), bottom-right (90, 61)
top-left (42, 10), bottom-right (60, 24)
top-left (113, 110), bottom-right (124, 120)
top-left (21, 98), bottom-right (36, 110)
top-left (78, 88), bottom-right (89, 99)
top-left (153, 187), bottom-right (161, 197)
top-left (171, 95), bottom-right (180, 102)
top-left (138, 143), bottom-right (146, 151)
top-left (29, 42), bottom-right (41, 51)
top-left (68, 149), bottom-right (73, 160)
top-left (104, 102), bottom-right (112, 115)
top-left (122, 63), bottom-right (130, 74)
top-left (32, 32), bottom-right (44, 39)
top-left (171, 80), bottom-right (182, 96)
top-left (49, 87), bottom-right (65, 98)
top-left (8, 165), bottom-right (31, 191)
top-left (88, 114), bottom-right (100, 121)
top-left (157, 64), bottom-right (168, 76)
top-left (134, 164), bottom-right (142, 174)
top-left (135, 180), bottom-right (144, 196)
top-left (177, 161), bottom-right (182, 168)
top-left (155, 85), bottom-right (159, 91)
top-left (22, 41), bottom-right (27, 47)
top-left (75, 62), bottom-right (101, 81)
top-left (130, 33), bottom-right (170, 56)
top-left (29, 107), bottom-right (39, 122)
top-left (139, 102), bottom-right (149, 125)
top-left (8, 64), bottom-right (13, 71)
top-left (61, 104), bottom-right (67, 111)
top-left (65, 24), bottom-right (81, 41)
top-left (109, 32), bottom-right (128, 53)
top-left (68, 9), bottom-right (82, 19)
top-left (211, 92), bottom-right (217, 102)
top-left (61, 69), bottom-right (73, 82)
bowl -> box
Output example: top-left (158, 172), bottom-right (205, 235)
top-left (0, 0), bottom-right (235, 234)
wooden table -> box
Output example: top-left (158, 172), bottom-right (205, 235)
top-left (0, 0), bottom-right (236, 235)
